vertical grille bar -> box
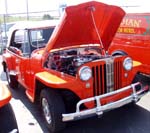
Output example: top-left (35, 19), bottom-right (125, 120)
top-left (92, 67), bottom-right (96, 96)
top-left (114, 60), bottom-right (122, 90)
top-left (96, 66), bottom-right (100, 95)
top-left (102, 64), bottom-right (107, 94)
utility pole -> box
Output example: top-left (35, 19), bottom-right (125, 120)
top-left (4, 0), bottom-right (8, 43)
top-left (5, 0), bottom-right (8, 15)
top-left (26, 0), bottom-right (29, 20)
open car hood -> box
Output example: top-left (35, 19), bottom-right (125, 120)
top-left (45, 1), bottom-right (125, 52)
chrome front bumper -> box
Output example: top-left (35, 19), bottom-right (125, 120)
top-left (62, 82), bottom-right (149, 122)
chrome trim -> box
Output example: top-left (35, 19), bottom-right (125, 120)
top-left (105, 58), bottom-right (114, 92)
top-left (62, 82), bottom-right (149, 122)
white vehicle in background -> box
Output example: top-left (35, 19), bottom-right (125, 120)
top-left (0, 22), bottom-right (16, 53)
top-left (0, 22), bottom-right (16, 44)
top-left (0, 20), bottom-right (57, 54)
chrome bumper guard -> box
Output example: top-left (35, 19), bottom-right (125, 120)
top-left (62, 82), bottom-right (149, 122)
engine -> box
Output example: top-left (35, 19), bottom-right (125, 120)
top-left (45, 46), bottom-right (107, 76)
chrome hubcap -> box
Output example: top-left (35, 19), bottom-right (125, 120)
top-left (42, 98), bottom-right (52, 124)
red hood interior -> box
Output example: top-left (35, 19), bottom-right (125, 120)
top-left (45, 1), bottom-right (125, 52)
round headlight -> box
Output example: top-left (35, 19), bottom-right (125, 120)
top-left (123, 57), bottom-right (133, 71)
top-left (79, 66), bottom-right (92, 81)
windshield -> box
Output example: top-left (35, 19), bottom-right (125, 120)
top-left (30, 27), bottom-right (54, 48)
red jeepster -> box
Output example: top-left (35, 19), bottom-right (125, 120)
top-left (0, 83), bottom-right (18, 132)
top-left (109, 13), bottom-right (150, 85)
top-left (2, 2), bottom-right (149, 132)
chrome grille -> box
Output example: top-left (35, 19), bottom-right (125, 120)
top-left (92, 63), bottom-right (106, 96)
top-left (92, 58), bottom-right (122, 96)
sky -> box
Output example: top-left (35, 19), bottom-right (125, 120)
top-left (0, 0), bottom-right (150, 14)
top-left (0, 0), bottom-right (60, 14)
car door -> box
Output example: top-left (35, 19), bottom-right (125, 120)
top-left (6, 30), bottom-right (23, 80)
top-left (12, 30), bottom-right (32, 91)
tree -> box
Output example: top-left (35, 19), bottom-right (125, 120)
top-left (42, 14), bottom-right (53, 20)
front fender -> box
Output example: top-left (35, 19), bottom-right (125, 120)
top-left (35, 71), bottom-right (68, 88)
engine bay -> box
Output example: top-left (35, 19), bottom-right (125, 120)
top-left (45, 46), bottom-right (108, 76)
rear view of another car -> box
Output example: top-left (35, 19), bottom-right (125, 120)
top-left (0, 83), bottom-right (18, 133)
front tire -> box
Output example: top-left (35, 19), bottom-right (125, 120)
top-left (40, 89), bottom-right (66, 133)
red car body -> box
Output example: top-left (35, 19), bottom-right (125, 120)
top-left (109, 13), bottom-right (150, 84)
top-left (2, 2), bottom-right (149, 132)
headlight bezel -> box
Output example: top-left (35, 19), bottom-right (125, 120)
top-left (123, 57), bottom-right (133, 71)
top-left (79, 66), bottom-right (92, 81)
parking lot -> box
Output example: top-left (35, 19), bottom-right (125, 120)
top-left (0, 57), bottom-right (150, 133)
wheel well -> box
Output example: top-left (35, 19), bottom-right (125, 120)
top-left (133, 72), bottom-right (150, 86)
top-left (112, 50), bottom-right (128, 56)
top-left (60, 89), bottom-right (82, 113)
top-left (34, 80), bottom-right (46, 104)
top-left (34, 80), bottom-right (82, 113)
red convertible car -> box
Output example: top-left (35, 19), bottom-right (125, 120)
top-left (2, 1), bottom-right (149, 132)
top-left (0, 83), bottom-right (18, 132)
